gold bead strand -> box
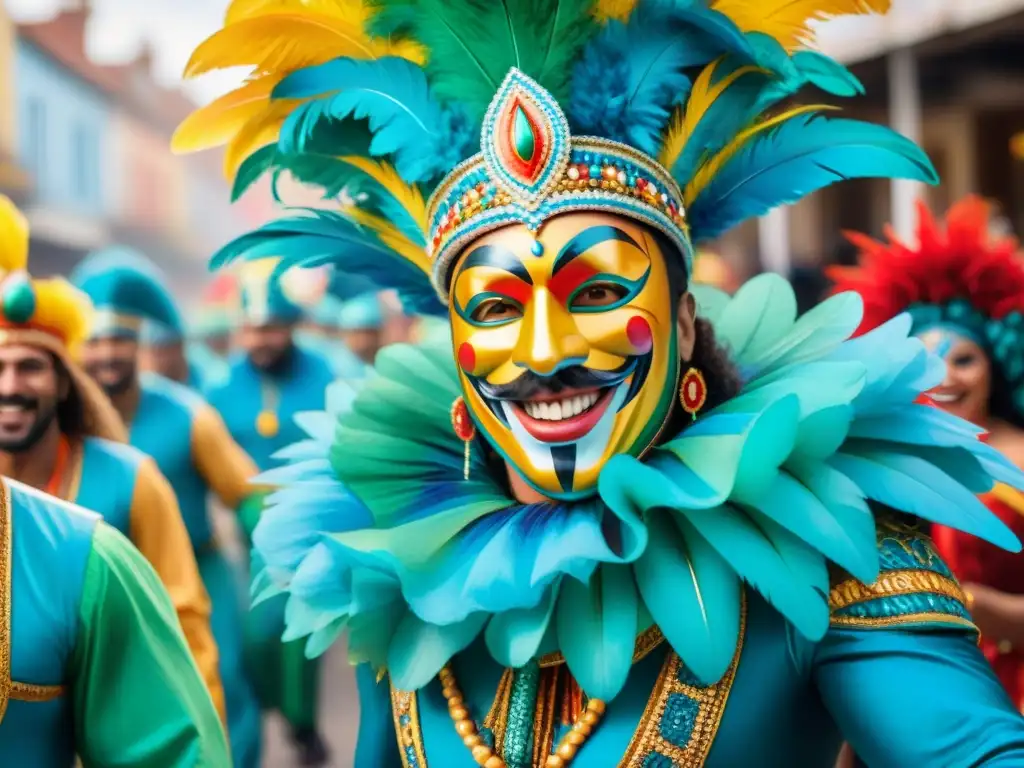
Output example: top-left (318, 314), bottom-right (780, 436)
top-left (440, 665), bottom-right (506, 768)
top-left (543, 698), bottom-right (605, 768)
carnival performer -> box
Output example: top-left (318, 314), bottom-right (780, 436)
top-left (0, 475), bottom-right (231, 766)
top-left (829, 195), bottom-right (1024, 709)
top-left (178, 0), bottom-right (1024, 764)
top-left (69, 249), bottom-right (263, 768)
top-left (136, 275), bottom-right (204, 388)
top-left (0, 196), bottom-right (226, 720)
top-left (204, 260), bottom-right (336, 766)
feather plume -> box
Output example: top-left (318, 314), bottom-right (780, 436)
top-left (371, 0), bottom-right (598, 117)
top-left (709, 0), bottom-right (891, 51)
top-left (225, 0), bottom-right (375, 26)
top-left (684, 104), bottom-right (836, 205)
top-left (275, 56), bottom-right (453, 182)
top-left (592, 0), bottom-right (637, 22)
top-left (172, 75), bottom-right (284, 154)
top-left (337, 156), bottom-right (428, 244)
top-left (223, 97), bottom-right (301, 178)
top-left (659, 58), bottom-right (767, 183)
top-left (686, 113), bottom-right (937, 242)
top-left (0, 195), bottom-right (28, 272)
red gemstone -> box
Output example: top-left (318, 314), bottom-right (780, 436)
top-left (681, 369), bottom-right (707, 413)
top-left (494, 95), bottom-right (549, 186)
top-left (451, 398), bottom-right (476, 441)
top-left (577, 164), bottom-right (588, 180)
top-left (635, 178), bottom-right (646, 190)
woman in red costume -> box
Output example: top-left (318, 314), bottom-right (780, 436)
top-left (830, 195), bottom-right (1024, 708)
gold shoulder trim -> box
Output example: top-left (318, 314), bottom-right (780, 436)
top-left (620, 590), bottom-right (747, 767)
top-left (0, 479), bottom-right (10, 723)
top-left (829, 568), bottom-right (966, 612)
top-left (391, 683), bottom-right (428, 768)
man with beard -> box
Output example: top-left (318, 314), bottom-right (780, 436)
top-left (204, 259), bottom-right (335, 767)
top-left (180, 0), bottom-right (1024, 764)
top-left (0, 196), bottom-right (229, 764)
top-left (71, 248), bottom-right (263, 768)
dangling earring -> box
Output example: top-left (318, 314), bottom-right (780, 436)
top-left (679, 367), bottom-right (707, 421)
top-left (450, 396), bottom-right (476, 480)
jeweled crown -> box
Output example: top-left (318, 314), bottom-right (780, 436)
top-left (427, 69), bottom-right (691, 298)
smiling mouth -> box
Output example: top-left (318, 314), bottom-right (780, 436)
top-left (928, 391), bottom-right (963, 404)
top-left (507, 386), bottom-right (616, 443)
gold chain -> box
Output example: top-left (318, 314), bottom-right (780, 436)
top-left (439, 664), bottom-right (606, 768)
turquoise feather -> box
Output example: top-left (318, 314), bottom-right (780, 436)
top-left (688, 113), bottom-right (939, 242)
top-left (712, 272), bottom-right (797, 364)
top-left (485, 585), bottom-right (559, 669)
top-left (556, 566), bottom-right (637, 699)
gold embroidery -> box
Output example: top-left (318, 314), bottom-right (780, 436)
top-left (539, 624), bottom-right (665, 668)
top-left (532, 667), bottom-right (559, 766)
top-left (483, 668), bottom-right (514, 756)
top-left (828, 569), bottom-right (966, 612)
top-left (619, 591), bottom-right (746, 768)
top-left (390, 683), bottom-right (429, 768)
top-left (830, 613), bottom-right (977, 631)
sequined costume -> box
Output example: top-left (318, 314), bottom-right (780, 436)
top-left (178, 0), bottom-right (1024, 765)
top-left (70, 250), bottom-right (263, 768)
top-left (830, 196), bottom-right (1024, 709)
top-left (203, 262), bottom-right (335, 742)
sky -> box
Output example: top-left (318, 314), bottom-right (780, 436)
top-left (4, 0), bottom-right (243, 103)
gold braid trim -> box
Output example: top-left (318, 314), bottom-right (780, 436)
top-left (830, 613), bottom-right (978, 631)
top-left (829, 568), bottom-right (966, 612)
top-left (538, 624), bottom-right (665, 668)
top-left (390, 684), bottom-right (428, 768)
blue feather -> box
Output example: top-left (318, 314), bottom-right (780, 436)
top-left (688, 113), bottom-right (939, 242)
top-left (275, 57), bottom-right (464, 183)
top-left (209, 209), bottom-right (445, 316)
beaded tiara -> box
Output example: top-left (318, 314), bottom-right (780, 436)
top-left (427, 69), bottom-right (690, 297)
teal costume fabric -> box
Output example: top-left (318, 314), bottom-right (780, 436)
top-left (205, 343), bottom-right (335, 730)
top-left (73, 437), bottom-right (140, 535)
top-left (300, 293), bottom-right (372, 379)
top-left (187, 341), bottom-right (230, 392)
top-left (251, 275), bottom-right (1024, 765)
top-left (130, 372), bottom-right (262, 768)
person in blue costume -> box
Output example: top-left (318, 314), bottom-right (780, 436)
top-left (337, 291), bottom-right (385, 366)
top-left (70, 248), bottom-right (263, 768)
top-left (204, 258), bottom-right (336, 767)
top-left (180, 0), bottom-right (1024, 765)
top-left (297, 293), bottom-right (368, 378)
top-left (0, 476), bottom-right (231, 766)
top-left (0, 196), bottom-right (226, 723)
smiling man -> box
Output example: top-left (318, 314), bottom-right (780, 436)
top-left (71, 247), bottom-right (263, 768)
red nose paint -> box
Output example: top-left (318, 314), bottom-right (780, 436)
top-left (458, 342), bottom-right (476, 372)
top-left (626, 316), bottom-right (652, 354)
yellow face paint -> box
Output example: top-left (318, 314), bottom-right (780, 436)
top-left (449, 211), bottom-right (680, 499)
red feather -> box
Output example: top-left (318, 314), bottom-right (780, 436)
top-left (827, 196), bottom-right (1024, 336)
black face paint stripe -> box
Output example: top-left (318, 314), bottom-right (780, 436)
top-left (552, 226), bottom-right (642, 275)
top-left (551, 444), bottom-right (577, 493)
top-left (459, 245), bottom-right (533, 285)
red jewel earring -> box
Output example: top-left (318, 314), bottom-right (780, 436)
top-left (679, 367), bottom-right (707, 421)
top-left (450, 396), bottom-right (476, 480)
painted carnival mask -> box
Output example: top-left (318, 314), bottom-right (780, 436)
top-left (450, 211), bottom-right (681, 499)
top-left (918, 327), bottom-right (992, 426)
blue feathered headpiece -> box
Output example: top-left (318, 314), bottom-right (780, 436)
top-left (71, 247), bottom-right (183, 341)
top-left (179, 0), bottom-right (934, 313)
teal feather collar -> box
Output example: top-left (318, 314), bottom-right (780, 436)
top-left (254, 274), bottom-right (1022, 701)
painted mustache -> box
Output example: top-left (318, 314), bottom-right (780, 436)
top-left (477, 362), bottom-right (633, 402)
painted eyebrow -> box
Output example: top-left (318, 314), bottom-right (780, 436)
top-left (552, 225), bottom-right (642, 275)
top-left (458, 244), bottom-right (533, 285)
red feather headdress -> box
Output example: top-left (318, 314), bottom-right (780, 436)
top-left (828, 196), bottom-right (1024, 336)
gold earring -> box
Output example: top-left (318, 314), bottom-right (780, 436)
top-left (679, 367), bottom-right (707, 421)
top-left (450, 396), bottom-right (476, 480)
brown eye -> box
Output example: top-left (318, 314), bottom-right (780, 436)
top-left (951, 353), bottom-right (978, 368)
top-left (473, 298), bottom-right (522, 324)
top-left (571, 282), bottom-right (628, 309)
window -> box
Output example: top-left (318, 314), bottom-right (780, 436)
top-left (71, 123), bottom-right (96, 201)
top-left (23, 98), bottom-right (45, 177)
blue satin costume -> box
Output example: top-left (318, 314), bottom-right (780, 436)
top-left (204, 270), bottom-right (335, 732)
top-left (354, 515), bottom-right (1024, 767)
top-left (71, 249), bottom-right (262, 768)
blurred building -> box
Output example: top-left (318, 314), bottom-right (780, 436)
top-left (712, 0), bottom-right (1024, 280)
top-left (6, 5), bottom-right (266, 289)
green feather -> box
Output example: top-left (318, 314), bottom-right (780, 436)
top-left (231, 145), bottom-right (276, 201)
top-left (372, 0), bottom-right (599, 117)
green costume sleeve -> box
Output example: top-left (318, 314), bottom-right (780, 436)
top-left (73, 523), bottom-right (231, 768)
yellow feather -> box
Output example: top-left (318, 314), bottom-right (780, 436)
top-left (337, 157), bottom-right (428, 236)
top-left (709, 0), bottom-right (891, 50)
top-left (683, 104), bottom-right (836, 206)
top-left (33, 279), bottom-right (93, 348)
top-left (223, 99), bottom-right (301, 178)
top-left (172, 75), bottom-right (283, 154)
top-left (658, 59), bottom-right (762, 172)
top-left (592, 0), bottom-right (639, 22)
top-left (344, 206), bottom-right (432, 276)
top-left (0, 195), bottom-right (28, 272)
top-left (184, 13), bottom-right (420, 79)
top-left (225, 0), bottom-right (375, 25)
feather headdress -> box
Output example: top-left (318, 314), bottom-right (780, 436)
top-left (178, 0), bottom-right (936, 315)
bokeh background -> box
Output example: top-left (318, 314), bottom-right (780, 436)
top-left (3, 0), bottom-right (1024, 764)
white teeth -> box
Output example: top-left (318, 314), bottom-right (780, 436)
top-left (929, 392), bottom-right (960, 403)
top-left (0, 405), bottom-right (24, 414)
top-left (521, 392), bottom-right (601, 421)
